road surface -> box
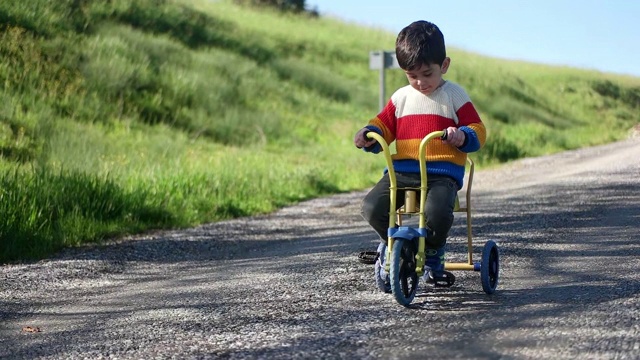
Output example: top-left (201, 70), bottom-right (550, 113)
top-left (2, 137), bottom-right (639, 359)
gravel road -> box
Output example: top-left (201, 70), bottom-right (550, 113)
top-left (2, 137), bottom-right (640, 359)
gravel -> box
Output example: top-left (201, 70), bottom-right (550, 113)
top-left (1, 137), bottom-right (640, 359)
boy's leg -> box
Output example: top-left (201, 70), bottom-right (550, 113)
top-left (360, 174), bottom-right (392, 242)
top-left (424, 175), bottom-right (458, 273)
top-left (362, 174), bottom-right (394, 292)
top-left (424, 175), bottom-right (457, 248)
top-left (361, 173), bottom-right (422, 243)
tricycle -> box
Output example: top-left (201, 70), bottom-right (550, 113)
top-left (358, 130), bottom-right (499, 307)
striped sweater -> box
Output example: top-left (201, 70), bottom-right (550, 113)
top-left (363, 81), bottom-right (486, 189)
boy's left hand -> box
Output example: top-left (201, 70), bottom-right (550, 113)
top-left (443, 127), bottom-right (466, 147)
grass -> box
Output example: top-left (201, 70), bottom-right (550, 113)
top-left (1, 0), bottom-right (639, 263)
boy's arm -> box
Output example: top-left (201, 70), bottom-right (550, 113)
top-left (450, 87), bottom-right (486, 153)
top-left (354, 99), bottom-right (398, 153)
top-left (456, 108), bottom-right (486, 153)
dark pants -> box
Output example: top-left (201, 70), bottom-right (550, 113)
top-left (361, 173), bottom-right (457, 249)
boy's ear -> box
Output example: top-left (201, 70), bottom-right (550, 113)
top-left (441, 57), bottom-right (451, 74)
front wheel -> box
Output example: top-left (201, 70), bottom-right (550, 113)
top-left (390, 238), bottom-right (419, 306)
top-left (480, 240), bottom-right (499, 294)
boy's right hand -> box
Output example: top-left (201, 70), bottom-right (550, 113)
top-left (354, 128), bottom-right (377, 149)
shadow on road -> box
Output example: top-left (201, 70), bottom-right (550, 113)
top-left (3, 167), bottom-right (640, 359)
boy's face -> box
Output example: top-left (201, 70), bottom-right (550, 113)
top-left (404, 58), bottom-right (450, 95)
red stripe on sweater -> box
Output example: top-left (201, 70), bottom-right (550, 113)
top-left (396, 114), bottom-right (455, 140)
top-left (456, 102), bottom-right (481, 126)
top-left (376, 101), bottom-right (398, 135)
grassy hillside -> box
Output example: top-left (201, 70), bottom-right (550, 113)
top-left (1, 0), bottom-right (639, 263)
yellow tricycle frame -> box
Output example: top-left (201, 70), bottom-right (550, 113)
top-left (366, 131), bottom-right (477, 276)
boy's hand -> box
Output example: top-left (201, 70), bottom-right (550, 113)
top-left (443, 127), bottom-right (466, 147)
top-left (354, 128), bottom-right (377, 149)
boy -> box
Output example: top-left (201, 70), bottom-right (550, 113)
top-left (354, 20), bottom-right (486, 284)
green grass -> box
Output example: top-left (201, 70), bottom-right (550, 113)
top-left (1, 0), bottom-right (639, 263)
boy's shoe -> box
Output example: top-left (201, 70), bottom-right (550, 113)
top-left (424, 247), bottom-right (445, 275)
top-left (422, 269), bottom-right (456, 287)
top-left (422, 247), bottom-right (456, 287)
top-left (374, 243), bottom-right (391, 293)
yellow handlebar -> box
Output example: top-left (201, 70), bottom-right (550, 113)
top-left (417, 130), bottom-right (446, 219)
top-left (365, 131), bottom-right (396, 186)
top-left (365, 130), bottom-right (446, 185)
top-left (366, 130), bottom-right (446, 230)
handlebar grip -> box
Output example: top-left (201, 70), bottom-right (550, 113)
top-left (363, 130), bottom-right (378, 146)
top-left (356, 130), bottom-right (376, 149)
top-left (440, 130), bottom-right (448, 140)
top-left (363, 130), bottom-right (371, 141)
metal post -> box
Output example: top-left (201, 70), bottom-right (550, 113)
top-left (369, 50), bottom-right (400, 111)
top-left (378, 54), bottom-right (386, 111)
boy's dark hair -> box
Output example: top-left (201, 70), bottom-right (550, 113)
top-left (395, 20), bottom-right (446, 71)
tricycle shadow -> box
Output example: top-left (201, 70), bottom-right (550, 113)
top-left (409, 285), bottom-right (501, 311)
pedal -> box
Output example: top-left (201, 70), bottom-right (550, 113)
top-left (357, 251), bottom-right (379, 264)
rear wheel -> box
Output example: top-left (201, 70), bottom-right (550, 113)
top-left (390, 239), bottom-right (419, 306)
top-left (480, 240), bottom-right (499, 294)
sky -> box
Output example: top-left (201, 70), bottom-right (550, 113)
top-left (306, 0), bottom-right (640, 77)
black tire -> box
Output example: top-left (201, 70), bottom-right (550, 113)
top-left (481, 240), bottom-right (499, 294)
top-left (390, 239), bottom-right (419, 306)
